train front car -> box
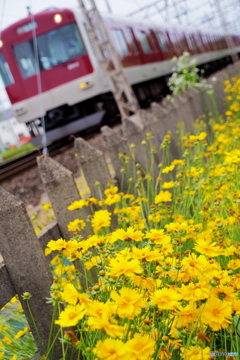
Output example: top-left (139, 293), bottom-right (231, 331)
top-left (0, 8), bottom-right (108, 135)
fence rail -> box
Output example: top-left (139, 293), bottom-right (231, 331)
top-left (0, 62), bottom-right (240, 359)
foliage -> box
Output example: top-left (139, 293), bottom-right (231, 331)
top-left (1, 78), bottom-right (240, 360)
top-left (0, 143), bottom-right (36, 162)
top-left (167, 51), bottom-right (211, 96)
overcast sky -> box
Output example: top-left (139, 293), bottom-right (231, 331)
top-left (1, 0), bottom-right (150, 30)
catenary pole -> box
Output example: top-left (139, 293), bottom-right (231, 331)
top-left (77, 0), bottom-right (139, 118)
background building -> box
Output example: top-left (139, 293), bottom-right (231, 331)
top-left (0, 104), bottom-right (30, 152)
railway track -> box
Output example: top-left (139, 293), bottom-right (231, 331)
top-left (0, 112), bottom-right (122, 183)
top-left (0, 140), bottom-right (73, 182)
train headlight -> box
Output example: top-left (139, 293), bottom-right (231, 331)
top-left (54, 14), bottom-right (62, 23)
top-left (79, 82), bottom-right (87, 89)
top-left (79, 81), bottom-right (93, 89)
top-left (0, 40), bottom-right (3, 48)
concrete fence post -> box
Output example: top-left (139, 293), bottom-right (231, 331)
top-left (225, 64), bottom-right (236, 78)
top-left (208, 71), bottom-right (228, 117)
top-left (187, 87), bottom-right (206, 119)
top-left (0, 187), bottom-right (61, 358)
top-left (75, 137), bottom-right (112, 199)
top-left (101, 125), bottom-right (132, 191)
top-left (122, 114), bottom-right (158, 176)
top-left (0, 263), bottom-right (16, 309)
top-left (37, 155), bottom-right (90, 240)
top-left (138, 109), bottom-right (163, 164)
top-left (151, 102), bottom-right (180, 158)
top-left (173, 93), bottom-right (195, 128)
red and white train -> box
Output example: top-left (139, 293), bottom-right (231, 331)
top-left (0, 7), bottom-right (240, 135)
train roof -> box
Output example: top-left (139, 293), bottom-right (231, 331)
top-left (1, 6), bottom-right (237, 39)
top-left (101, 11), bottom-right (227, 37)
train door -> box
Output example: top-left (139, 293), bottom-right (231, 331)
top-left (193, 33), bottom-right (204, 54)
top-left (110, 26), bottom-right (142, 67)
top-left (168, 30), bottom-right (182, 57)
top-left (134, 27), bottom-right (161, 64)
top-left (155, 30), bottom-right (174, 60)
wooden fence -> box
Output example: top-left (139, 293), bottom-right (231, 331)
top-left (0, 62), bottom-right (240, 359)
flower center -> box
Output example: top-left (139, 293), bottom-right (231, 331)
top-left (68, 312), bottom-right (77, 320)
top-left (212, 308), bottom-right (220, 316)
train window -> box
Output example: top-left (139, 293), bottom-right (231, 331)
top-left (125, 27), bottom-right (139, 53)
top-left (111, 29), bottom-right (130, 56)
top-left (156, 32), bottom-right (168, 52)
top-left (194, 34), bottom-right (203, 50)
top-left (136, 31), bottom-right (151, 53)
top-left (185, 33), bottom-right (195, 50)
top-left (13, 23), bottom-right (86, 77)
top-left (0, 53), bottom-right (14, 85)
top-left (37, 23), bottom-right (86, 69)
top-left (13, 42), bottom-right (37, 78)
top-left (169, 32), bottom-right (181, 53)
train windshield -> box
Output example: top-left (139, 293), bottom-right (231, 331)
top-left (0, 53), bottom-right (14, 85)
top-left (13, 23), bottom-right (86, 78)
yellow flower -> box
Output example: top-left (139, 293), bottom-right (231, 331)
top-left (155, 191), bottom-right (172, 204)
top-left (93, 338), bottom-right (129, 360)
top-left (14, 327), bottom-right (30, 339)
top-left (131, 275), bottom-right (156, 291)
top-left (165, 221), bottom-right (189, 232)
top-left (61, 283), bottom-right (81, 305)
top-left (145, 229), bottom-right (171, 244)
top-left (106, 258), bottom-right (142, 278)
top-left (194, 238), bottom-right (224, 257)
top-left (67, 219), bottom-right (86, 232)
top-left (85, 300), bottom-right (116, 319)
top-left (162, 165), bottom-right (175, 173)
top-left (162, 181), bottom-right (175, 189)
top-left (45, 238), bottom-right (66, 255)
top-left (91, 209), bottom-right (111, 234)
top-left (180, 281), bottom-right (211, 301)
top-left (198, 132), bottom-right (207, 140)
top-left (151, 288), bottom-right (181, 310)
top-left (159, 347), bottom-right (172, 360)
top-left (88, 314), bottom-right (125, 338)
top-left (131, 246), bottom-right (163, 262)
top-left (2, 336), bottom-right (12, 344)
top-left (10, 356), bottom-right (17, 360)
top-left (111, 287), bottom-right (145, 319)
top-left (79, 235), bottom-right (104, 252)
top-left (67, 199), bottom-right (87, 210)
top-left (181, 254), bottom-right (209, 279)
top-left (126, 333), bottom-right (155, 360)
top-left (210, 285), bottom-right (237, 303)
top-left (104, 193), bottom-right (121, 206)
top-left (42, 202), bottom-right (52, 210)
top-left (201, 297), bottom-right (232, 331)
top-left (180, 346), bottom-right (210, 360)
top-left (55, 304), bottom-right (85, 327)
top-left (110, 227), bottom-right (143, 242)
top-left (171, 159), bottom-right (185, 166)
top-left (175, 302), bottom-right (199, 328)
top-left (104, 186), bottom-right (119, 196)
top-left (85, 255), bottom-right (102, 270)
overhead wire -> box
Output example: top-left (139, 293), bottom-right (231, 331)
top-left (29, 0), bottom-right (48, 155)
top-left (0, 0), bottom-right (7, 40)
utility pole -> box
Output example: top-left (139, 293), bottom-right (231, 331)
top-left (77, 0), bottom-right (139, 118)
top-left (105, 0), bottom-right (112, 14)
top-left (212, 0), bottom-right (238, 62)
